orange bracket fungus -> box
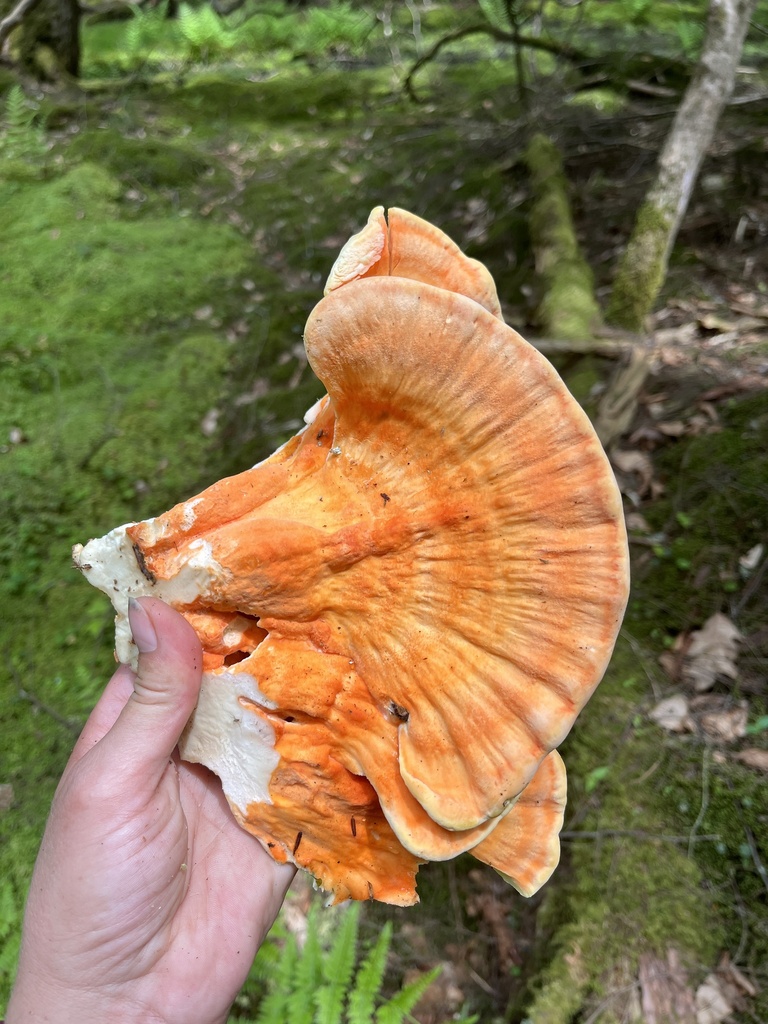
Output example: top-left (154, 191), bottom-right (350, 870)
top-left (73, 207), bottom-right (629, 906)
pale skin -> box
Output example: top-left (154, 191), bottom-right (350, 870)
top-left (7, 597), bottom-right (295, 1024)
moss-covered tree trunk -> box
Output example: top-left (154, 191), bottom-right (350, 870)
top-left (0, 0), bottom-right (80, 78)
top-left (607, 0), bottom-right (757, 332)
top-left (524, 133), bottom-right (601, 343)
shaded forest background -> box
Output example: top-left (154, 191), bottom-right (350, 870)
top-left (1, 1), bottom-right (767, 1021)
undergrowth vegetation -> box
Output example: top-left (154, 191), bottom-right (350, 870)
top-left (87, 0), bottom-right (375, 77)
top-left (244, 903), bottom-right (471, 1024)
top-left (1, 1), bottom-right (767, 1020)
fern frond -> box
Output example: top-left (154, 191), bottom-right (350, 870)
top-left (125, 2), bottom-right (169, 56)
top-left (374, 966), bottom-right (441, 1024)
top-left (253, 934), bottom-right (299, 1024)
top-left (4, 86), bottom-right (31, 132)
top-left (315, 904), bottom-right (360, 1024)
top-left (297, 4), bottom-right (373, 57)
top-left (1, 85), bottom-right (46, 162)
top-left (346, 923), bottom-right (392, 1024)
top-left (477, 0), bottom-right (511, 31)
top-left (286, 905), bottom-right (323, 1024)
top-left (178, 3), bottom-right (232, 62)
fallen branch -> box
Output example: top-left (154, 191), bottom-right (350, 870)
top-left (525, 133), bottom-right (602, 343)
top-left (0, 0), bottom-right (46, 53)
top-left (6, 656), bottom-right (80, 735)
top-left (594, 347), bottom-right (653, 448)
top-left (404, 23), bottom-right (588, 102)
top-left (527, 335), bottom-right (633, 357)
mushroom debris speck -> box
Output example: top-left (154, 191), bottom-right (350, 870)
top-left (73, 206), bottom-right (629, 906)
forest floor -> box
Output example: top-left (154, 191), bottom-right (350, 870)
top-left (1, 14), bottom-right (767, 1022)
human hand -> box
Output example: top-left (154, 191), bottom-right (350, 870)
top-left (7, 597), bottom-right (294, 1024)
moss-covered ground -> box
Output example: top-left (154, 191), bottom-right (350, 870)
top-left (2, 3), bottom-right (767, 1019)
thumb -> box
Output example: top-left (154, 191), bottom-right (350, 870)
top-left (102, 597), bottom-right (203, 787)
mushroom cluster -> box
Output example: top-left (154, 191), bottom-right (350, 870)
top-left (73, 207), bottom-right (629, 906)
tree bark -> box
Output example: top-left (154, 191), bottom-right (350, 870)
top-left (0, 0), bottom-right (80, 77)
top-left (607, 0), bottom-right (758, 332)
top-left (0, 0), bottom-right (44, 54)
top-left (525, 133), bottom-right (601, 343)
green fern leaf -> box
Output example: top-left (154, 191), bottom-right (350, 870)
top-left (178, 2), bottom-right (231, 62)
top-left (4, 86), bottom-right (31, 132)
top-left (286, 906), bottom-right (323, 1024)
top-left (346, 923), bottom-right (392, 1024)
top-left (315, 904), bottom-right (360, 1024)
top-left (374, 966), bottom-right (441, 1024)
top-left (254, 933), bottom-right (299, 1024)
top-left (1, 85), bottom-right (45, 162)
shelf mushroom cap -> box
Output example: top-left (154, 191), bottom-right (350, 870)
top-left (73, 206), bottom-right (628, 905)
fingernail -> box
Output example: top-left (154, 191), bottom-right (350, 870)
top-left (128, 597), bottom-right (158, 653)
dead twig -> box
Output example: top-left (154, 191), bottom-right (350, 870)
top-left (561, 829), bottom-right (720, 844)
top-left (17, 687), bottom-right (81, 735)
top-left (467, 966), bottom-right (497, 998)
top-left (6, 656), bottom-right (81, 736)
top-left (403, 23), bottom-right (588, 102)
top-left (743, 825), bottom-right (768, 895)
top-left (527, 335), bottom-right (633, 357)
top-left (688, 745), bottom-right (711, 858)
top-left (733, 553), bottom-right (768, 616)
top-left (595, 346), bottom-right (653, 448)
top-left (0, 0), bottom-right (45, 53)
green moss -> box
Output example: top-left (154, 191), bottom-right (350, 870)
top-left (0, 163), bottom-right (248, 338)
top-left (565, 88), bottom-right (627, 113)
top-left (524, 133), bottom-right (601, 341)
top-left (0, 153), bottom-right (256, 1002)
top-left (562, 356), bottom-right (601, 406)
top-left (66, 130), bottom-right (219, 189)
top-left (525, 642), bottom-right (722, 1023)
top-left (633, 392), bottom-right (768, 636)
top-left (162, 68), bottom-right (381, 130)
top-left (606, 197), bottom-right (674, 331)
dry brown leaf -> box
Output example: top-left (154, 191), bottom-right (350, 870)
top-left (640, 949), bottom-right (696, 1024)
top-left (699, 703), bottom-right (748, 743)
top-left (739, 543), bottom-right (764, 577)
top-left (733, 748), bottom-right (768, 772)
top-left (699, 314), bottom-right (739, 332)
top-left (717, 953), bottom-right (758, 999)
top-left (657, 420), bottom-right (687, 437)
top-left (659, 650), bottom-right (680, 681)
top-left (649, 695), bottom-right (693, 733)
top-left (695, 974), bottom-right (733, 1024)
top-left (659, 633), bottom-right (691, 683)
top-left (625, 512), bottom-right (651, 533)
top-left (687, 414), bottom-right (714, 436)
top-left (0, 784), bottom-right (14, 812)
top-left (654, 322), bottom-right (699, 346)
top-left (611, 449), bottom-right (655, 497)
top-left (628, 424), bottom-right (665, 447)
top-left (682, 613), bottom-right (742, 693)
top-left (658, 346), bottom-right (688, 367)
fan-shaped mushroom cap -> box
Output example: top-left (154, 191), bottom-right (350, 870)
top-left (73, 207), bottom-right (628, 904)
top-left (472, 750), bottom-right (567, 897)
top-left (325, 206), bottom-right (502, 318)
